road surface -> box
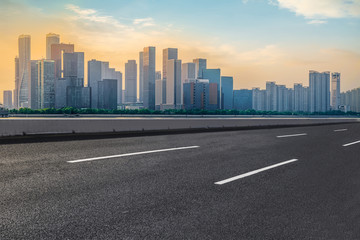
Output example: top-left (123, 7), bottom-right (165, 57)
top-left (1, 123), bottom-right (360, 239)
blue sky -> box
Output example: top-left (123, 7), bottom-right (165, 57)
top-left (0, 0), bottom-right (359, 97)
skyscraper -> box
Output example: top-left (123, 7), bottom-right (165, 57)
top-left (165, 59), bottom-right (182, 108)
top-left (51, 43), bottom-right (74, 79)
top-left (17, 35), bottom-right (31, 108)
top-left (88, 60), bottom-right (102, 109)
top-left (331, 72), bottom-right (341, 110)
top-left (139, 52), bottom-right (144, 103)
top-left (14, 57), bottom-right (19, 109)
top-left (98, 79), bottom-right (118, 109)
top-left (125, 60), bottom-right (137, 103)
top-left (221, 76), bottom-right (234, 110)
top-left (143, 46), bottom-right (156, 110)
top-left (309, 70), bottom-right (330, 112)
top-left (116, 71), bottom-right (123, 105)
top-left (37, 60), bottom-right (56, 109)
top-left (266, 81), bottom-right (277, 111)
top-left (3, 91), bottom-right (12, 109)
top-left (163, 48), bottom-right (178, 80)
top-left (46, 33), bottom-right (60, 60)
top-left (183, 79), bottom-right (210, 110)
top-left (181, 63), bottom-right (196, 83)
top-left (63, 52), bottom-right (84, 82)
top-left (193, 58), bottom-right (207, 79)
top-left (203, 69), bottom-right (221, 109)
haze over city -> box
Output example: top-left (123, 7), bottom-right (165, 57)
top-left (1, 0), bottom-right (359, 101)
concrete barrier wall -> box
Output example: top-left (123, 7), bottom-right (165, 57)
top-left (0, 118), bottom-right (359, 137)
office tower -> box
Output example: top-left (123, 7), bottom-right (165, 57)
top-left (203, 69), bottom-right (221, 109)
top-left (209, 83), bottom-right (218, 110)
top-left (155, 79), bottom-right (162, 109)
top-left (125, 60), bottom-right (137, 103)
top-left (331, 72), bottom-right (341, 110)
top-left (139, 52), bottom-right (144, 102)
top-left (266, 81), bottom-right (277, 111)
top-left (233, 90), bottom-right (252, 111)
top-left (63, 52), bottom-right (84, 82)
top-left (17, 35), bottom-right (31, 108)
top-left (46, 33), bottom-right (60, 60)
top-left (14, 57), bottom-right (19, 109)
top-left (116, 71), bottom-right (123, 105)
top-left (29, 60), bottom-right (39, 108)
top-left (88, 60), bottom-right (102, 108)
top-left (163, 48), bottom-right (178, 80)
top-left (183, 79), bottom-right (210, 110)
top-left (143, 46), bottom-right (156, 110)
top-left (51, 43), bottom-right (74, 79)
top-left (3, 91), bottom-right (12, 109)
top-left (165, 59), bottom-right (182, 109)
top-left (98, 79), bottom-right (118, 109)
top-left (221, 76), bottom-right (233, 110)
top-left (36, 60), bottom-right (56, 109)
top-left (181, 63), bottom-right (196, 83)
top-left (193, 58), bottom-right (207, 78)
top-left (309, 70), bottom-right (330, 112)
top-left (252, 88), bottom-right (266, 111)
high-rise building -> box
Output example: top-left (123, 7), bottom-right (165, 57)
top-left (193, 58), bottom-right (207, 79)
top-left (51, 43), bottom-right (74, 79)
top-left (309, 70), bottom-right (330, 112)
top-left (266, 81), bottom-right (277, 111)
top-left (139, 52), bottom-right (144, 103)
top-left (221, 76), bottom-right (233, 110)
top-left (143, 46), bottom-right (156, 110)
top-left (341, 87), bottom-right (360, 112)
top-left (165, 59), bottom-right (182, 109)
top-left (14, 57), bottom-right (19, 109)
top-left (208, 83), bottom-right (218, 110)
top-left (125, 60), bottom-right (137, 103)
top-left (331, 72), bottom-right (341, 110)
top-left (181, 62), bottom-right (196, 104)
top-left (183, 79), bottom-right (210, 110)
top-left (36, 60), bottom-right (56, 109)
top-left (203, 69), bottom-right (221, 109)
top-left (252, 88), bottom-right (266, 111)
top-left (29, 60), bottom-right (39, 109)
top-left (88, 60), bottom-right (102, 109)
top-left (17, 35), bottom-right (31, 108)
top-left (293, 83), bottom-right (307, 112)
top-left (276, 85), bottom-right (287, 112)
top-left (98, 79), bottom-right (118, 109)
top-left (63, 52), bottom-right (84, 81)
top-left (116, 71), bottom-right (123, 105)
top-left (233, 89), bottom-right (252, 111)
top-left (3, 91), bottom-right (12, 109)
top-left (163, 48), bottom-right (178, 80)
top-left (46, 33), bottom-right (60, 60)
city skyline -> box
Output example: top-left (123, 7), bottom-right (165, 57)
top-left (1, 0), bottom-right (359, 101)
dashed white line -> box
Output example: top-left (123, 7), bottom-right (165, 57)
top-left (334, 129), bottom-right (348, 132)
top-left (343, 140), bottom-right (360, 147)
top-left (67, 146), bottom-right (200, 163)
top-left (276, 133), bottom-right (307, 138)
top-left (214, 159), bottom-right (299, 185)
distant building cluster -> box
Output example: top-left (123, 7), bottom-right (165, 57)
top-left (2, 33), bottom-right (358, 113)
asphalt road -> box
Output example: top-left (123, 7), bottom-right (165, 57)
top-left (1, 123), bottom-right (360, 239)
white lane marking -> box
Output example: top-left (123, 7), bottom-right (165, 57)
top-left (334, 129), bottom-right (348, 132)
top-left (214, 159), bottom-right (298, 185)
top-left (343, 140), bottom-right (360, 147)
top-left (276, 133), bottom-right (307, 138)
top-left (67, 146), bottom-right (200, 163)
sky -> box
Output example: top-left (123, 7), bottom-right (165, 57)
top-left (0, 0), bottom-right (359, 101)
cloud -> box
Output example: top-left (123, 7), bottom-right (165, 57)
top-left (133, 17), bottom-right (155, 27)
top-left (307, 19), bottom-right (327, 25)
top-left (272, 0), bottom-right (360, 20)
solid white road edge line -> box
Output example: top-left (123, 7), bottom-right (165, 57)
top-left (214, 159), bottom-right (299, 185)
top-left (67, 146), bottom-right (200, 163)
top-left (276, 133), bottom-right (307, 138)
top-left (334, 129), bottom-right (348, 132)
top-left (343, 140), bottom-right (360, 147)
